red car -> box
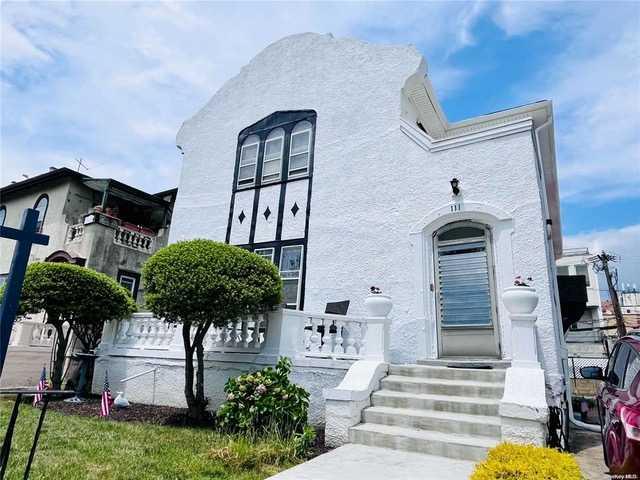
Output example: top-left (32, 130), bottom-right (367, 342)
top-left (582, 334), bottom-right (640, 475)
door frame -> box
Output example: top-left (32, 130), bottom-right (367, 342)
top-left (409, 201), bottom-right (515, 361)
top-left (432, 220), bottom-right (501, 358)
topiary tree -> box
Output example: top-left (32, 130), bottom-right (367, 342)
top-left (143, 239), bottom-right (282, 421)
top-left (18, 262), bottom-right (137, 389)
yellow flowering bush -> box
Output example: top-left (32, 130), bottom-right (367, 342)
top-left (471, 443), bottom-right (582, 480)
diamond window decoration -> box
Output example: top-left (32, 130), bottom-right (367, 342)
top-left (263, 206), bottom-right (272, 220)
top-left (238, 210), bottom-right (246, 224)
top-left (291, 202), bottom-right (300, 217)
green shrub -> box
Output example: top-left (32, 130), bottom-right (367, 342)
top-left (217, 357), bottom-right (310, 437)
top-left (471, 442), bottom-right (582, 480)
top-left (18, 262), bottom-right (136, 388)
top-left (143, 239), bottom-right (282, 421)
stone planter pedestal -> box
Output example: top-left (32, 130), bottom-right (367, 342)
top-left (499, 285), bottom-right (549, 446)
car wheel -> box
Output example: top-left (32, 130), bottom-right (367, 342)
top-left (597, 403), bottom-right (610, 467)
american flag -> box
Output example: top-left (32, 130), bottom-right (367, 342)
top-left (100, 371), bottom-right (113, 417)
top-left (33, 366), bottom-right (48, 406)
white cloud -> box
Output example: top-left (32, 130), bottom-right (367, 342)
top-left (0, 1), bottom-right (479, 192)
top-left (0, 18), bottom-right (50, 68)
top-left (493, 2), bottom-right (573, 37)
top-left (564, 224), bottom-right (640, 285)
top-left (505, 4), bottom-right (640, 204)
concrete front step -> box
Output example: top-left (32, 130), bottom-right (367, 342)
top-left (381, 375), bottom-right (504, 399)
top-left (362, 405), bottom-right (501, 438)
top-left (390, 364), bottom-right (506, 383)
top-left (371, 390), bottom-right (501, 416)
top-left (350, 423), bottom-right (499, 462)
top-left (417, 358), bottom-right (511, 369)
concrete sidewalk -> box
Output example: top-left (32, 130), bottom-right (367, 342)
top-left (268, 444), bottom-right (475, 480)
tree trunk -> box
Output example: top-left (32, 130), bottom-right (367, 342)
top-left (51, 322), bottom-right (69, 389)
top-left (182, 322), bottom-right (198, 419)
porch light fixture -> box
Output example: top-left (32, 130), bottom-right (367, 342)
top-left (450, 178), bottom-right (460, 196)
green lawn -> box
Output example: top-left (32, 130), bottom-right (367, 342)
top-left (0, 401), bottom-right (302, 480)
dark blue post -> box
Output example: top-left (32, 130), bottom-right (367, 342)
top-left (0, 209), bottom-right (49, 376)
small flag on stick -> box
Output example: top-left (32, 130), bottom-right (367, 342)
top-left (100, 371), bottom-right (113, 417)
top-left (33, 366), bottom-right (48, 406)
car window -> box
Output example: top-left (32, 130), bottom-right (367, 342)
top-left (623, 351), bottom-right (640, 390)
top-left (611, 343), bottom-right (631, 388)
top-left (606, 344), bottom-right (620, 380)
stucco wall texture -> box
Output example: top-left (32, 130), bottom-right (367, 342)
top-left (171, 34), bottom-right (563, 399)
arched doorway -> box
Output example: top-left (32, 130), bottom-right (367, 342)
top-left (433, 221), bottom-right (500, 358)
top-left (44, 250), bottom-right (86, 266)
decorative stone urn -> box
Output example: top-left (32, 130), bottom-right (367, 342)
top-left (502, 286), bottom-right (539, 315)
top-left (364, 293), bottom-right (393, 318)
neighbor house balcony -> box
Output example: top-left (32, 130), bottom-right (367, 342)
top-left (65, 210), bottom-right (167, 257)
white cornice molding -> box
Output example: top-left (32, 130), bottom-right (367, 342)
top-left (400, 117), bottom-right (534, 153)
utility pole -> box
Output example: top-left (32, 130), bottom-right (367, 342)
top-left (590, 251), bottom-right (626, 338)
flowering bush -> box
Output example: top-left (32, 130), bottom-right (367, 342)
top-left (514, 275), bottom-right (533, 287)
top-left (217, 357), bottom-right (310, 437)
top-left (471, 443), bottom-right (581, 480)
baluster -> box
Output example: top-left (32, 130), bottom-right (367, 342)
top-left (31, 324), bottom-right (40, 345)
top-left (249, 315), bottom-right (262, 348)
top-left (303, 318), bottom-right (312, 351)
top-left (309, 317), bottom-right (321, 353)
top-left (358, 322), bottom-right (368, 357)
top-left (344, 322), bottom-right (357, 355)
top-left (328, 321), bottom-right (337, 354)
top-left (240, 317), bottom-right (250, 349)
top-left (334, 320), bottom-right (345, 355)
top-left (232, 319), bottom-right (241, 347)
top-left (224, 321), bottom-right (236, 348)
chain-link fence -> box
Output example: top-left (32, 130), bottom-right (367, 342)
top-left (568, 356), bottom-right (608, 379)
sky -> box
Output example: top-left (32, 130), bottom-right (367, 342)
top-left (1, 1), bottom-right (639, 285)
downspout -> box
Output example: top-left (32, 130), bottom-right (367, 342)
top-left (533, 117), bottom-right (600, 433)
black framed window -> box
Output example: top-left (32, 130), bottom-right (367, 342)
top-left (289, 121), bottom-right (312, 177)
top-left (0, 206), bottom-right (6, 227)
top-left (228, 111), bottom-right (316, 311)
top-left (252, 244), bottom-right (303, 309)
top-left (262, 128), bottom-right (285, 183)
top-left (117, 270), bottom-right (140, 299)
top-left (233, 110), bottom-right (316, 192)
top-left (33, 194), bottom-right (49, 233)
top-left (237, 135), bottom-right (260, 187)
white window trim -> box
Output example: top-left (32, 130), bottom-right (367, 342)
top-left (119, 274), bottom-right (137, 295)
top-left (254, 247), bottom-right (275, 263)
top-left (262, 131), bottom-right (284, 183)
top-left (288, 125), bottom-right (312, 178)
top-left (279, 245), bottom-right (304, 308)
top-left (237, 138), bottom-right (260, 188)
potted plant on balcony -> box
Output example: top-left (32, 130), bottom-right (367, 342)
top-left (364, 286), bottom-right (393, 318)
top-left (502, 276), bottom-right (539, 315)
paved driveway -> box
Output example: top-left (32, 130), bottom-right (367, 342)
top-left (268, 444), bottom-right (475, 480)
top-left (571, 428), bottom-right (609, 480)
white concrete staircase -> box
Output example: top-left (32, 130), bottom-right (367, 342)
top-left (349, 360), bottom-right (508, 462)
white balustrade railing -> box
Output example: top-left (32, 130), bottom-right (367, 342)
top-left (108, 312), bottom-right (268, 353)
top-left (67, 223), bottom-right (84, 242)
top-left (114, 226), bottom-right (154, 252)
top-left (99, 305), bottom-right (390, 362)
top-left (205, 314), bottom-right (267, 353)
top-left (114, 314), bottom-right (175, 350)
top-left (9, 320), bottom-right (56, 348)
top-left (300, 312), bottom-right (388, 360)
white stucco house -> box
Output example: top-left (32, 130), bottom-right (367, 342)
top-left (93, 33), bottom-right (570, 457)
